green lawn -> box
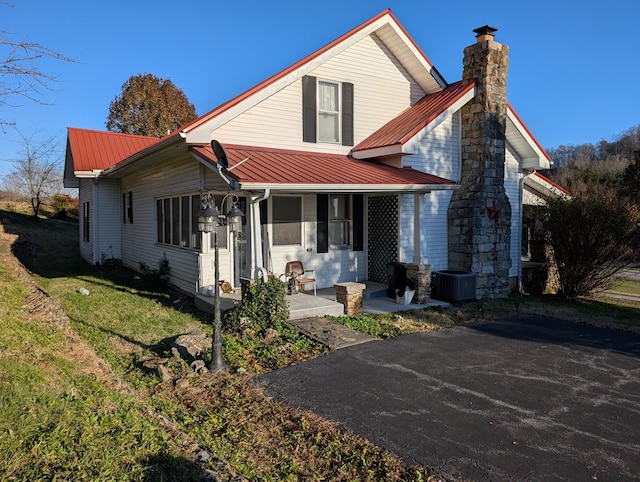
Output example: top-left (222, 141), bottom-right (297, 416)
top-left (2, 205), bottom-right (639, 480)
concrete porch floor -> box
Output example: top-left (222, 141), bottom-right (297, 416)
top-left (195, 280), bottom-right (448, 320)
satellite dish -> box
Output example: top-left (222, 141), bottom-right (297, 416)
top-left (210, 140), bottom-right (228, 169)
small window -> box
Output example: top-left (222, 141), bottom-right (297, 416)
top-left (318, 80), bottom-right (340, 143)
top-left (273, 196), bottom-right (302, 246)
top-left (329, 194), bottom-right (350, 246)
top-left (83, 202), bottom-right (90, 242)
top-left (122, 191), bottom-right (133, 223)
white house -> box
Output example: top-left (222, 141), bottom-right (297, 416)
top-left (64, 9), bottom-right (550, 302)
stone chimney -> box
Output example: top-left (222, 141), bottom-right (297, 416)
top-left (447, 25), bottom-right (512, 299)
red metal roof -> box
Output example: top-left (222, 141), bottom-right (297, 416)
top-left (353, 81), bottom-right (474, 153)
top-left (191, 144), bottom-right (455, 188)
top-left (67, 127), bottom-right (159, 171)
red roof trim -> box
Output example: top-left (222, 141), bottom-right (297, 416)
top-left (507, 102), bottom-right (551, 161)
top-left (178, 9), bottom-right (439, 136)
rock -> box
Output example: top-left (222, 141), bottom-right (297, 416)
top-left (196, 449), bottom-right (210, 462)
top-left (157, 364), bottom-right (173, 382)
top-left (173, 331), bottom-right (210, 359)
top-left (190, 360), bottom-right (209, 375)
top-left (265, 328), bottom-right (279, 341)
top-left (201, 469), bottom-right (220, 481)
top-left (175, 378), bottom-right (190, 389)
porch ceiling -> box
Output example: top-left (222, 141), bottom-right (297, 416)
top-left (190, 144), bottom-right (457, 193)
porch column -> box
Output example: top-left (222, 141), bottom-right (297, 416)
top-left (249, 198), bottom-right (263, 276)
top-left (413, 192), bottom-right (428, 265)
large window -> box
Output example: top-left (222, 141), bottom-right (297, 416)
top-left (273, 196), bottom-right (302, 246)
top-left (156, 194), bottom-right (214, 250)
top-left (329, 194), bottom-right (350, 246)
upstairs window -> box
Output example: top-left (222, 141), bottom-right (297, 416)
top-left (318, 81), bottom-right (340, 143)
top-left (303, 75), bottom-right (353, 146)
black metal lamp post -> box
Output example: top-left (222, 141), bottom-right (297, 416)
top-left (198, 192), bottom-right (244, 373)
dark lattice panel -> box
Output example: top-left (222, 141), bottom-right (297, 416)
top-left (367, 195), bottom-right (398, 283)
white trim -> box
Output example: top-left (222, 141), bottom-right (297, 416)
top-left (506, 108), bottom-right (550, 170)
top-left (237, 183), bottom-right (459, 193)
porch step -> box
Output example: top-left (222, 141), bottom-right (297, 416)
top-left (287, 292), bottom-right (345, 320)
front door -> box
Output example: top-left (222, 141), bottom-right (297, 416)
top-left (367, 195), bottom-right (398, 283)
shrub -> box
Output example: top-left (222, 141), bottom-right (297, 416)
top-left (138, 254), bottom-right (170, 285)
top-left (223, 275), bottom-right (289, 335)
top-left (544, 193), bottom-right (639, 299)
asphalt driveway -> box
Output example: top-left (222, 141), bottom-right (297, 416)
top-left (255, 315), bottom-right (640, 481)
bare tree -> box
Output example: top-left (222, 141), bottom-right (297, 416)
top-left (1, 1), bottom-right (75, 128)
top-left (2, 130), bottom-right (62, 217)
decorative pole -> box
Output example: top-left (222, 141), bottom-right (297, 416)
top-left (198, 192), bottom-right (244, 374)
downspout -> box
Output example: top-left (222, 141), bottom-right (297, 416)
top-left (517, 171), bottom-right (526, 295)
top-left (250, 189), bottom-right (270, 280)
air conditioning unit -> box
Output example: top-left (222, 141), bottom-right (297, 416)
top-left (431, 270), bottom-right (477, 302)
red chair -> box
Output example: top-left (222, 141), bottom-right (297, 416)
top-left (285, 261), bottom-right (317, 295)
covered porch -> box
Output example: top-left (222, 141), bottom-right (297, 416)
top-left (195, 280), bottom-right (448, 321)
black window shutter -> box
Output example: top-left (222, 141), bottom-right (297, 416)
top-left (342, 82), bottom-right (354, 146)
top-left (302, 76), bottom-right (317, 143)
top-left (317, 193), bottom-right (328, 253)
top-left (352, 193), bottom-right (363, 251)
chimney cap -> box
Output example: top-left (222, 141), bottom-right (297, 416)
top-left (473, 25), bottom-right (498, 41)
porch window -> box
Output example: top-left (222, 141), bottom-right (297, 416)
top-left (273, 196), bottom-right (302, 246)
top-left (156, 194), bottom-right (212, 250)
top-left (329, 194), bottom-right (350, 246)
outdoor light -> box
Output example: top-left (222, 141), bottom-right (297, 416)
top-left (197, 204), bottom-right (220, 233)
top-left (197, 191), bottom-right (244, 373)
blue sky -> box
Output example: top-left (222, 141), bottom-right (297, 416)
top-left (1, 0), bottom-right (638, 179)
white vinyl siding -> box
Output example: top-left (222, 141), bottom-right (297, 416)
top-left (95, 180), bottom-right (122, 263)
top-left (211, 33), bottom-right (424, 154)
top-left (505, 144), bottom-right (523, 278)
top-left (119, 155), bottom-right (222, 295)
top-left (404, 112), bottom-right (461, 181)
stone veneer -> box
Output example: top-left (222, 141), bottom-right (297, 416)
top-left (448, 26), bottom-right (512, 299)
top-left (405, 264), bottom-right (431, 304)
